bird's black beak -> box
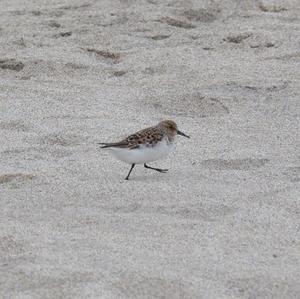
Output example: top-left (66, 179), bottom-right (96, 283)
top-left (177, 130), bottom-right (190, 138)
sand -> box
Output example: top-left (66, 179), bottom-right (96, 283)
top-left (0, 0), bottom-right (300, 298)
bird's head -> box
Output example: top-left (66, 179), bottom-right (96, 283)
top-left (158, 120), bottom-right (190, 139)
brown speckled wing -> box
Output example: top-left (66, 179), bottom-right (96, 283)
top-left (125, 127), bottom-right (164, 149)
top-left (99, 126), bottom-right (164, 149)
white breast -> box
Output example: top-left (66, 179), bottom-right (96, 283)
top-left (107, 138), bottom-right (174, 164)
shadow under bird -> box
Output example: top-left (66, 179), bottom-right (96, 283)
top-left (99, 120), bottom-right (190, 180)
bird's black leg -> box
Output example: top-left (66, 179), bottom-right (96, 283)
top-left (144, 163), bottom-right (168, 173)
top-left (125, 164), bottom-right (135, 180)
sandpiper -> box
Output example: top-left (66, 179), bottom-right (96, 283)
top-left (99, 120), bottom-right (190, 180)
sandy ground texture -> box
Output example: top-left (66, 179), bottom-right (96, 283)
top-left (1, 0), bottom-right (300, 298)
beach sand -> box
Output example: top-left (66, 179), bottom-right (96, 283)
top-left (0, 0), bottom-right (300, 298)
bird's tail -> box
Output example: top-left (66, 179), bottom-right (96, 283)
top-left (98, 142), bottom-right (113, 149)
top-left (98, 142), bottom-right (127, 149)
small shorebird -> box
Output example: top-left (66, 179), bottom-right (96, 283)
top-left (99, 120), bottom-right (190, 180)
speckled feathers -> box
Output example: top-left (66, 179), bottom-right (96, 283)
top-left (99, 120), bottom-right (178, 150)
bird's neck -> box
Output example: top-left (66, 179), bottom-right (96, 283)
top-left (166, 135), bottom-right (174, 144)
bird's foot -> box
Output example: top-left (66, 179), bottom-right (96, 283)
top-left (144, 163), bottom-right (168, 173)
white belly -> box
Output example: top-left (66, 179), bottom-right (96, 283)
top-left (107, 139), bottom-right (174, 164)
